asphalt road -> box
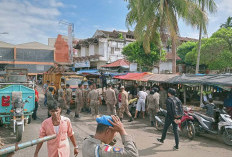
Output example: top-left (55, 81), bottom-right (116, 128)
top-left (0, 87), bottom-right (232, 157)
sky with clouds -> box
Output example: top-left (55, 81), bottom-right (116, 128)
top-left (0, 0), bottom-right (231, 45)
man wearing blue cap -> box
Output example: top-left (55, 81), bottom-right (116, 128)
top-left (82, 115), bottom-right (139, 157)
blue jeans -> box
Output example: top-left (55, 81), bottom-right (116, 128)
top-left (44, 93), bottom-right (47, 106)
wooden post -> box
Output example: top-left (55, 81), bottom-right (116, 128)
top-left (200, 85), bottom-right (203, 106)
top-left (184, 85), bottom-right (186, 106)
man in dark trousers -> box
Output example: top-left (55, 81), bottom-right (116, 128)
top-left (157, 88), bottom-right (182, 151)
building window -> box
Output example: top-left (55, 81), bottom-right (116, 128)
top-left (111, 47), bottom-right (114, 54)
top-left (36, 65), bottom-right (44, 71)
top-left (115, 48), bottom-right (120, 51)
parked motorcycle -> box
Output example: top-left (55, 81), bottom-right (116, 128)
top-left (155, 107), bottom-right (196, 140)
top-left (11, 96), bottom-right (32, 142)
top-left (190, 108), bottom-right (232, 146)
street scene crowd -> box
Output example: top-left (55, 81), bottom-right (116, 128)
top-left (1, 0), bottom-right (232, 157)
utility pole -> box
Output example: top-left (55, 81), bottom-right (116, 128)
top-left (59, 20), bottom-right (74, 64)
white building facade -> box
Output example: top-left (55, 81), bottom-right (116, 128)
top-left (74, 30), bottom-right (135, 69)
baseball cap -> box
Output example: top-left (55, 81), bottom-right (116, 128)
top-left (96, 115), bottom-right (113, 127)
top-left (120, 86), bottom-right (125, 89)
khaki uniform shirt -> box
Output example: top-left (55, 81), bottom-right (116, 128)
top-left (75, 89), bottom-right (83, 104)
top-left (121, 91), bottom-right (129, 106)
top-left (83, 89), bottom-right (90, 101)
top-left (88, 89), bottom-right (100, 102)
top-left (160, 90), bottom-right (167, 103)
top-left (47, 91), bottom-right (54, 107)
top-left (105, 88), bottom-right (117, 104)
top-left (147, 93), bottom-right (159, 110)
top-left (66, 88), bottom-right (72, 101)
top-left (58, 88), bottom-right (64, 101)
top-left (82, 135), bottom-right (139, 157)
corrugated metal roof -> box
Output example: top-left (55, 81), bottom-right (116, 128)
top-left (141, 74), bottom-right (179, 82)
top-left (102, 59), bottom-right (130, 68)
top-left (114, 72), bottom-right (151, 81)
top-left (16, 42), bottom-right (54, 50)
top-left (0, 41), bottom-right (15, 48)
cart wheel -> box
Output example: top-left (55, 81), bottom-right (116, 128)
top-left (16, 125), bottom-right (23, 142)
top-left (0, 120), bottom-right (3, 127)
top-left (27, 116), bottom-right (32, 124)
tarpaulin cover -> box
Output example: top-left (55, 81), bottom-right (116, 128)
top-left (114, 72), bottom-right (151, 81)
top-left (168, 74), bottom-right (232, 87)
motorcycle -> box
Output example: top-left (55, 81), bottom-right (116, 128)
top-left (190, 108), bottom-right (232, 146)
top-left (11, 96), bottom-right (32, 142)
top-left (155, 107), bottom-right (196, 140)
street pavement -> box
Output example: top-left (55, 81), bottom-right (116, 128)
top-left (0, 87), bottom-right (232, 157)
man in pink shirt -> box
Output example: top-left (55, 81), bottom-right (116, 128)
top-left (34, 102), bottom-right (79, 157)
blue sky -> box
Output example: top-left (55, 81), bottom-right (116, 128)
top-left (0, 0), bottom-right (231, 45)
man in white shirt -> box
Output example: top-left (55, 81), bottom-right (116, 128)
top-left (134, 86), bottom-right (148, 119)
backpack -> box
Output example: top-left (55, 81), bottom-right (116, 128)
top-left (170, 97), bottom-right (184, 118)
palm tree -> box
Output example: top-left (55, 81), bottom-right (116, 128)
top-left (195, 0), bottom-right (217, 74)
top-left (220, 16), bottom-right (232, 28)
top-left (125, 0), bottom-right (208, 74)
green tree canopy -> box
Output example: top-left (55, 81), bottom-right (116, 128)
top-left (185, 27), bottom-right (232, 70)
top-left (177, 41), bottom-right (197, 64)
top-left (122, 42), bottom-right (165, 71)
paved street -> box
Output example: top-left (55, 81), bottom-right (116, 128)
top-left (0, 88), bottom-right (232, 157)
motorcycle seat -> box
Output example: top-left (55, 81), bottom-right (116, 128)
top-left (195, 113), bottom-right (215, 122)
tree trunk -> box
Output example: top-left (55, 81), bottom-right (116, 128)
top-left (196, 1), bottom-right (205, 74)
top-left (172, 39), bottom-right (176, 74)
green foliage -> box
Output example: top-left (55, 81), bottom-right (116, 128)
top-left (122, 42), bottom-right (165, 71)
top-left (220, 16), bottom-right (232, 28)
top-left (185, 27), bottom-right (232, 70)
top-left (125, 0), bottom-right (211, 54)
top-left (118, 33), bottom-right (124, 40)
top-left (177, 41), bottom-right (197, 64)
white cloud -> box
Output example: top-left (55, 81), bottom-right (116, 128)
top-left (217, 0), bottom-right (232, 14)
top-left (0, 0), bottom-right (65, 44)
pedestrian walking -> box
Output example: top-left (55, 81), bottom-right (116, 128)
top-left (105, 84), bottom-right (117, 115)
top-left (157, 88), bottom-right (183, 151)
top-left (48, 82), bottom-right (57, 96)
top-left (32, 85), bottom-right (39, 120)
top-left (47, 87), bottom-right (55, 118)
top-left (159, 85), bottom-right (167, 109)
top-left (147, 88), bottom-right (159, 127)
top-left (75, 84), bottom-right (83, 118)
top-left (58, 84), bottom-right (66, 110)
top-left (82, 115), bottom-right (139, 157)
top-left (83, 82), bottom-right (90, 113)
top-left (43, 80), bottom-right (50, 106)
top-left (134, 86), bottom-right (147, 119)
top-left (88, 83), bottom-right (101, 119)
top-left (65, 84), bottom-right (72, 115)
top-left (34, 102), bottom-right (79, 157)
top-left (119, 86), bottom-right (133, 122)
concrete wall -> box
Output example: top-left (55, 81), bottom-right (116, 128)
top-left (160, 61), bottom-right (172, 73)
top-left (5, 64), bottom-right (52, 73)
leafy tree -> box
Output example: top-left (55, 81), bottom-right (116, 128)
top-left (122, 42), bottom-right (165, 71)
top-left (185, 27), bottom-right (232, 71)
top-left (177, 41), bottom-right (197, 64)
top-left (220, 16), bottom-right (232, 28)
top-left (125, 0), bottom-right (208, 74)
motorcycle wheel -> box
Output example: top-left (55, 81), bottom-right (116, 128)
top-left (155, 116), bottom-right (165, 131)
top-left (186, 122), bottom-right (195, 140)
top-left (27, 116), bottom-right (32, 124)
top-left (16, 125), bottom-right (23, 142)
top-left (222, 128), bottom-right (232, 146)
